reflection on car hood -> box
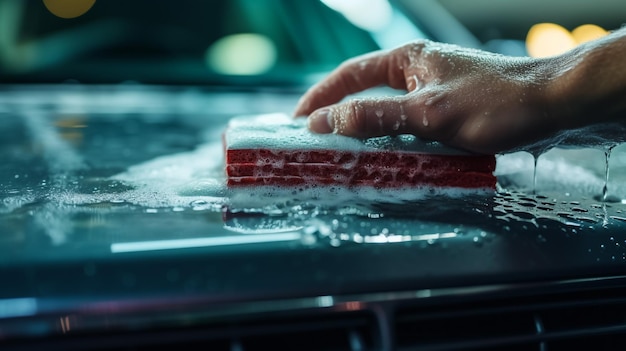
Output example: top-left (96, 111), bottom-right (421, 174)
top-left (2, 85), bottom-right (626, 344)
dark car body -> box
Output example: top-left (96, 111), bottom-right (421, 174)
top-left (2, 1), bottom-right (626, 350)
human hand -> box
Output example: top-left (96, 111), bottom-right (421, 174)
top-left (294, 40), bottom-right (563, 154)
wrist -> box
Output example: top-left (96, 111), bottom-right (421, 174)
top-left (543, 28), bottom-right (626, 129)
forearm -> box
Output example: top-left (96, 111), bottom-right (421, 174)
top-left (546, 27), bottom-right (626, 129)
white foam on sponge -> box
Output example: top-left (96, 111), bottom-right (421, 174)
top-left (106, 120), bottom-right (488, 211)
top-left (227, 183), bottom-right (492, 209)
top-left (225, 113), bottom-right (472, 155)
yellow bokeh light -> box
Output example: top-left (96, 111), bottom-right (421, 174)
top-left (42, 0), bottom-right (96, 19)
top-left (526, 23), bottom-right (577, 58)
top-left (206, 34), bottom-right (277, 76)
top-left (572, 24), bottom-right (608, 44)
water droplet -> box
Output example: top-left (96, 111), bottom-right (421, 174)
top-left (422, 115), bottom-right (429, 127)
top-left (472, 236), bottom-right (483, 247)
top-left (410, 75), bottom-right (419, 91)
top-left (601, 146), bottom-right (615, 201)
top-left (190, 199), bottom-right (218, 211)
top-left (532, 154), bottom-right (539, 194)
top-left (375, 110), bottom-right (384, 118)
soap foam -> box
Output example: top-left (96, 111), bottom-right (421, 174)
top-left (496, 149), bottom-right (609, 197)
top-left (110, 142), bottom-right (228, 210)
top-left (514, 122), bottom-right (626, 155)
top-left (108, 136), bottom-right (491, 212)
top-left (227, 183), bottom-right (492, 210)
top-left (105, 115), bottom-right (626, 214)
top-left (225, 113), bottom-right (471, 155)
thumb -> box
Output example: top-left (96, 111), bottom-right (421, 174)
top-left (307, 97), bottom-right (413, 139)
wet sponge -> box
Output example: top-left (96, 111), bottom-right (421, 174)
top-left (224, 114), bottom-right (496, 189)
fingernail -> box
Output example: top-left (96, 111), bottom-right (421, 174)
top-left (308, 108), bottom-right (334, 133)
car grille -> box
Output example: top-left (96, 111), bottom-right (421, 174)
top-left (395, 287), bottom-right (626, 350)
top-left (6, 282), bottom-right (626, 351)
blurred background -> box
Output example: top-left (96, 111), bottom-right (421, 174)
top-left (0, 0), bottom-right (623, 85)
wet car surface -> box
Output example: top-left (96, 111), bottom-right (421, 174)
top-left (3, 1), bottom-right (626, 350)
top-left (3, 84), bottom-right (626, 349)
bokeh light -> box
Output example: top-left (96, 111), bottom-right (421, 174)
top-left (205, 34), bottom-right (277, 76)
top-left (42, 0), bottom-right (96, 19)
top-left (526, 23), bottom-right (577, 58)
top-left (526, 23), bottom-right (609, 58)
top-left (572, 24), bottom-right (608, 44)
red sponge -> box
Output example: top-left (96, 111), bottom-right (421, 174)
top-left (224, 114), bottom-right (496, 189)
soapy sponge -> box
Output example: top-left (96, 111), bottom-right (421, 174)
top-left (223, 114), bottom-right (496, 189)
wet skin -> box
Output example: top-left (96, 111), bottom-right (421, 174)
top-left (294, 28), bottom-right (626, 154)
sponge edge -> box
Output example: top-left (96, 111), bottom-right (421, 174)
top-left (224, 113), bottom-right (496, 189)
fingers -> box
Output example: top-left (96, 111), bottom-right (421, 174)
top-left (307, 88), bottom-right (465, 146)
top-left (308, 97), bottom-right (416, 139)
top-left (294, 50), bottom-right (407, 117)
